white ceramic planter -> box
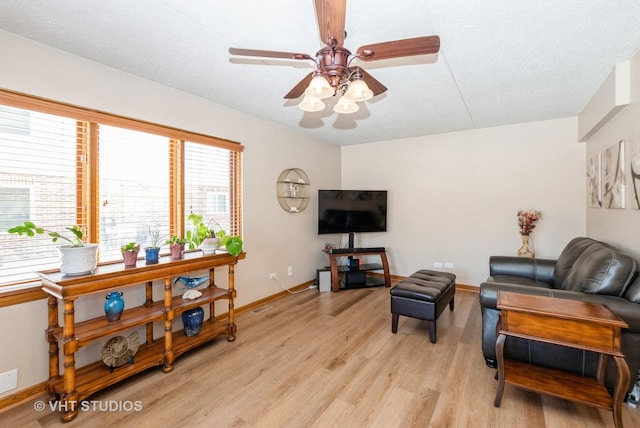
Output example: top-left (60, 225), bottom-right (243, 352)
top-left (201, 237), bottom-right (219, 255)
top-left (57, 243), bottom-right (99, 275)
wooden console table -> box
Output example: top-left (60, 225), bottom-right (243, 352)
top-left (327, 247), bottom-right (390, 292)
top-left (494, 291), bottom-right (630, 428)
top-left (39, 250), bottom-right (245, 422)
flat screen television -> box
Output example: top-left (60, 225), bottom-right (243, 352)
top-left (318, 190), bottom-right (388, 237)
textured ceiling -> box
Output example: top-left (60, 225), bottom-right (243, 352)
top-left (1, 0), bottom-right (640, 145)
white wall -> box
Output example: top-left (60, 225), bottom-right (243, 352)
top-left (0, 30), bottom-right (341, 396)
top-left (340, 118), bottom-right (586, 286)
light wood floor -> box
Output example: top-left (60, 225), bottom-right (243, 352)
top-left (3, 287), bottom-right (640, 427)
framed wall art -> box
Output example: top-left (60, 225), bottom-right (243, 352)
top-left (631, 139), bottom-right (640, 209)
top-left (602, 140), bottom-right (625, 209)
top-left (586, 153), bottom-right (601, 208)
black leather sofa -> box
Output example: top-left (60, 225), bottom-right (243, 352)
top-left (479, 237), bottom-right (640, 392)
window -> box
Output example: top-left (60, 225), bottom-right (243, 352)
top-left (0, 89), bottom-right (243, 286)
top-left (0, 187), bottom-right (31, 231)
top-left (0, 108), bottom-right (79, 283)
top-left (207, 192), bottom-right (228, 214)
top-left (98, 125), bottom-right (171, 261)
top-left (184, 142), bottom-right (234, 231)
top-left (0, 105), bottom-right (31, 135)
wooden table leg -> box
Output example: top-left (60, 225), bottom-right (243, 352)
top-left (163, 278), bottom-right (175, 373)
top-left (330, 254), bottom-right (340, 292)
top-left (380, 251), bottom-right (391, 287)
top-left (494, 333), bottom-right (506, 407)
top-left (612, 355), bottom-right (630, 428)
top-left (144, 281), bottom-right (154, 345)
top-left (60, 299), bottom-right (79, 422)
top-left (46, 295), bottom-right (60, 402)
top-left (227, 263), bottom-right (236, 342)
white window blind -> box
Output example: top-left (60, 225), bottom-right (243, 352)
top-left (0, 107), bottom-right (81, 284)
top-left (184, 142), bottom-right (233, 234)
top-left (98, 125), bottom-right (170, 261)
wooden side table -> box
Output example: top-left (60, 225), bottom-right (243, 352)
top-left (494, 291), bottom-right (630, 428)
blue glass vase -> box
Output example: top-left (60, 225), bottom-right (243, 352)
top-left (182, 307), bottom-right (205, 337)
top-left (104, 292), bottom-right (125, 322)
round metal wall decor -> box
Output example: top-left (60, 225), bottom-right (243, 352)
top-left (277, 168), bottom-right (310, 213)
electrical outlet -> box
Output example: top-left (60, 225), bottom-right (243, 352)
top-left (269, 272), bottom-right (276, 280)
top-left (0, 369), bottom-right (18, 394)
top-left (444, 262), bottom-right (454, 268)
top-left (287, 266), bottom-right (293, 276)
top-left (434, 262), bottom-right (443, 268)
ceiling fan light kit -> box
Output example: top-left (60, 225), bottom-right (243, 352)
top-left (229, 0), bottom-right (440, 117)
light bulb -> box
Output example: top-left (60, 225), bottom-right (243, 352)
top-left (344, 79), bottom-right (373, 102)
top-left (333, 96), bottom-right (359, 114)
top-left (304, 75), bottom-right (334, 99)
top-left (299, 96), bottom-right (326, 112)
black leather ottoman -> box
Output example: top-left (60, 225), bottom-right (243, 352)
top-left (390, 269), bottom-right (456, 343)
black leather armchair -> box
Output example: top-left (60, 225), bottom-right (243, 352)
top-left (479, 237), bottom-right (640, 393)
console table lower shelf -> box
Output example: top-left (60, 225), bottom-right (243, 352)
top-left (47, 318), bottom-right (231, 404)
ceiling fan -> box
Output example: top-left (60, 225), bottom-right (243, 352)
top-left (228, 0), bottom-right (440, 114)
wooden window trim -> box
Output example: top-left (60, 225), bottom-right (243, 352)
top-left (0, 89), bottom-right (244, 153)
top-left (0, 281), bottom-right (47, 307)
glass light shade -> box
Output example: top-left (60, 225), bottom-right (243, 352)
top-left (304, 75), bottom-right (334, 99)
top-left (333, 96), bottom-right (359, 114)
top-left (344, 79), bottom-right (373, 102)
top-left (298, 96), bottom-right (326, 112)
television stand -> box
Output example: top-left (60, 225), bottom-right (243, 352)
top-left (327, 247), bottom-right (391, 292)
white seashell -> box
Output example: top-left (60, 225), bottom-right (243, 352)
top-left (183, 289), bottom-right (202, 300)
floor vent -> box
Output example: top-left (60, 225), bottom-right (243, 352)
top-left (251, 306), bottom-right (271, 314)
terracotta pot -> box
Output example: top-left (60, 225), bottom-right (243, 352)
top-left (121, 247), bottom-right (140, 267)
top-left (170, 243), bottom-right (184, 259)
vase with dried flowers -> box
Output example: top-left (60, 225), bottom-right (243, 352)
top-left (517, 210), bottom-right (542, 258)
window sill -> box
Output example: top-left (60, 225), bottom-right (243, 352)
top-left (0, 281), bottom-right (46, 307)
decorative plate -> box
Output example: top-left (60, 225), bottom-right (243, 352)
top-left (101, 331), bottom-right (140, 368)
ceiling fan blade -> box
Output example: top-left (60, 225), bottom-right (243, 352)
top-left (314, 0), bottom-right (346, 46)
top-left (229, 47), bottom-right (312, 61)
top-left (356, 35), bottom-right (440, 61)
top-left (284, 73), bottom-right (314, 99)
top-left (357, 68), bottom-right (388, 96)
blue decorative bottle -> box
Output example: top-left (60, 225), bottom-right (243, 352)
top-left (182, 307), bottom-right (205, 337)
top-left (104, 292), bottom-right (125, 322)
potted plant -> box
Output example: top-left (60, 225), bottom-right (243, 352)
top-left (165, 235), bottom-right (187, 259)
top-left (120, 241), bottom-right (140, 267)
top-left (186, 213), bottom-right (220, 254)
top-left (144, 227), bottom-right (165, 264)
top-left (8, 221), bottom-right (99, 276)
top-left (186, 213), bottom-right (243, 257)
top-left (215, 230), bottom-right (244, 258)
